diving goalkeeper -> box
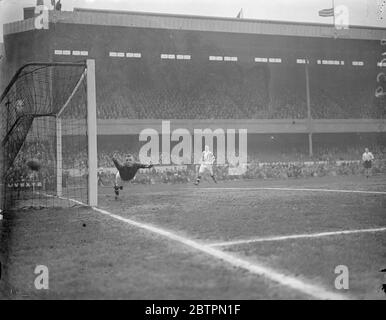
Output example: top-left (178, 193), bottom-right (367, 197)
top-left (112, 154), bottom-right (153, 199)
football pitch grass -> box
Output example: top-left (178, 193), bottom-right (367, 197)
top-left (1, 174), bottom-right (385, 299)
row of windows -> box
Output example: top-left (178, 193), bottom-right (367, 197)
top-left (296, 59), bottom-right (366, 67)
top-left (296, 59), bottom-right (365, 67)
top-left (161, 54), bottom-right (191, 60)
top-left (109, 52), bottom-right (141, 58)
top-left (377, 60), bottom-right (386, 67)
top-left (255, 57), bottom-right (282, 63)
top-left (54, 50), bottom-right (88, 56)
top-left (255, 57), bottom-right (364, 66)
top-left (209, 56), bottom-right (238, 62)
top-left (53, 50), bottom-right (378, 67)
top-left (317, 59), bottom-right (345, 65)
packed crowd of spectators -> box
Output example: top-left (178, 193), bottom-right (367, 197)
top-left (5, 139), bottom-right (386, 188)
top-left (94, 62), bottom-right (385, 120)
top-left (93, 143), bottom-right (386, 186)
top-left (96, 155), bottom-right (386, 186)
top-left (97, 63), bottom-right (270, 119)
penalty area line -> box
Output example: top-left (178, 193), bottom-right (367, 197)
top-left (91, 206), bottom-right (348, 300)
top-left (209, 227), bottom-right (386, 247)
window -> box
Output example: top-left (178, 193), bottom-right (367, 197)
top-left (161, 54), bottom-right (177, 60)
top-left (255, 57), bottom-right (268, 63)
top-left (176, 54), bottom-right (191, 60)
top-left (224, 56), bottom-right (238, 62)
top-left (377, 60), bottom-right (386, 67)
top-left (127, 52), bottom-right (141, 58)
top-left (109, 52), bottom-right (125, 57)
top-left (269, 58), bottom-right (282, 63)
top-left (209, 56), bottom-right (223, 61)
top-left (321, 59), bottom-right (344, 65)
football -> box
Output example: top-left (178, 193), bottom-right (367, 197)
top-left (26, 159), bottom-right (41, 171)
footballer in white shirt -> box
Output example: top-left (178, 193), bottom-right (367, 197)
top-left (194, 145), bottom-right (217, 185)
top-left (362, 148), bottom-right (374, 178)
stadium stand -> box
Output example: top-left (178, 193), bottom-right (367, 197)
top-left (3, 10), bottom-right (384, 121)
top-left (0, 43), bottom-right (5, 93)
top-left (95, 60), bottom-right (384, 120)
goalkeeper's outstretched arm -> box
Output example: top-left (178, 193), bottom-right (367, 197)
top-left (112, 156), bottom-right (123, 171)
top-left (137, 163), bottom-right (154, 169)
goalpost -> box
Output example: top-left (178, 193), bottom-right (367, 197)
top-left (87, 60), bottom-right (98, 207)
top-left (0, 60), bottom-right (98, 211)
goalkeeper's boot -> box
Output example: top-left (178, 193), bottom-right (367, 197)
top-left (114, 185), bottom-right (120, 200)
top-left (211, 175), bottom-right (218, 184)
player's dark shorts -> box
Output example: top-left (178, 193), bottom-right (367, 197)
top-left (363, 160), bottom-right (372, 169)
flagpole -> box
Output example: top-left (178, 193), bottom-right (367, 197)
top-left (332, 0), bottom-right (338, 38)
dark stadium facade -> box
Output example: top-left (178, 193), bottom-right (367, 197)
top-left (2, 8), bottom-right (386, 158)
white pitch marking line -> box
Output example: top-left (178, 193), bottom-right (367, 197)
top-left (91, 206), bottom-right (347, 300)
top-left (194, 187), bottom-right (386, 195)
top-left (37, 193), bottom-right (348, 299)
top-left (209, 227), bottom-right (386, 247)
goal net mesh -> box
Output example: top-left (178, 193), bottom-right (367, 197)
top-left (0, 62), bottom-right (89, 211)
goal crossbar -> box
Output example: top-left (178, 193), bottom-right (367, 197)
top-left (0, 62), bottom-right (86, 104)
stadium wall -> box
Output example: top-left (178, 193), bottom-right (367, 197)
top-left (0, 43), bottom-right (5, 94)
top-left (3, 11), bottom-right (384, 85)
top-left (93, 119), bottom-right (386, 135)
top-left (2, 10), bottom-right (386, 136)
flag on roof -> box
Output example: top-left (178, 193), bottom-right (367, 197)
top-left (318, 7), bottom-right (335, 17)
top-left (236, 9), bottom-right (244, 19)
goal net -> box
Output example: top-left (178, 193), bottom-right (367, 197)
top-left (0, 61), bottom-right (97, 212)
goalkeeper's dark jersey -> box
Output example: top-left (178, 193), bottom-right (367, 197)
top-left (112, 158), bottom-right (151, 181)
